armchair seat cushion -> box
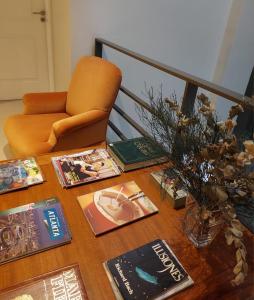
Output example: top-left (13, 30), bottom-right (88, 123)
top-left (4, 113), bottom-right (69, 156)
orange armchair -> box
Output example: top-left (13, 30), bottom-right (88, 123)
top-left (4, 56), bottom-right (122, 157)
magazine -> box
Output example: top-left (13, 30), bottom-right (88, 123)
top-left (22, 157), bottom-right (44, 186)
top-left (0, 197), bottom-right (71, 265)
top-left (0, 157), bottom-right (44, 194)
top-left (52, 148), bottom-right (121, 187)
top-left (0, 160), bottom-right (27, 194)
top-left (104, 239), bottom-right (193, 300)
top-left (0, 264), bottom-right (89, 299)
top-left (77, 181), bottom-right (158, 235)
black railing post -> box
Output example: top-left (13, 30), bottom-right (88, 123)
top-left (181, 82), bottom-right (198, 116)
top-left (234, 66), bottom-right (254, 139)
top-left (95, 39), bottom-right (103, 57)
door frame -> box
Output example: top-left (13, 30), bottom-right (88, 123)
top-left (45, 0), bottom-right (55, 91)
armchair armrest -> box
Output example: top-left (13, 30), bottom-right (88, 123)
top-left (23, 92), bottom-right (67, 114)
top-left (50, 110), bottom-right (108, 139)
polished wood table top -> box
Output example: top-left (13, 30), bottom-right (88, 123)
top-left (0, 148), bottom-right (253, 300)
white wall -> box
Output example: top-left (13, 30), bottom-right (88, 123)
top-left (70, 0), bottom-right (231, 78)
top-left (70, 0), bottom-right (253, 140)
top-left (215, 0), bottom-right (254, 119)
top-left (51, 0), bottom-right (71, 91)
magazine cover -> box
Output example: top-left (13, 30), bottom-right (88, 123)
top-left (0, 264), bottom-right (89, 300)
top-left (52, 148), bottom-right (121, 187)
top-left (0, 160), bottom-right (28, 194)
top-left (77, 181), bottom-right (158, 235)
top-left (0, 197), bottom-right (71, 265)
top-left (21, 157), bottom-right (44, 186)
top-left (104, 239), bottom-right (193, 300)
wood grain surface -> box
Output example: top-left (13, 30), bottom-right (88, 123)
top-left (0, 148), bottom-right (253, 300)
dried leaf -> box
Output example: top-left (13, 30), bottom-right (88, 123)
top-left (235, 152), bottom-right (247, 167)
top-left (231, 272), bottom-right (245, 286)
top-left (244, 140), bottom-right (254, 156)
top-left (201, 209), bottom-right (211, 220)
top-left (237, 190), bottom-right (247, 197)
top-left (239, 247), bottom-right (246, 260)
top-left (213, 186), bottom-right (228, 202)
top-left (164, 98), bottom-right (179, 111)
top-left (233, 238), bottom-right (242, 248)
top-left (243, 262), bottom-right (248, 275)
top-left (197, 93), bottom-right (210, 106)
top-left (228, 105), bottom-right (244, 119)
top-left (230, 227), bottom-right (243, 238)
top-left (225, 231), bottom-right (234, 245)
top-left (231, 219), bottom-right (245, 232)
top-left (225, 119), bottom-right (236, 132)
top-left (220, 165), bottom-right (235, 178)
top-left (236, 249), bottom-right (243, 262)
top-left (233, 260), bottom-right (243, 275)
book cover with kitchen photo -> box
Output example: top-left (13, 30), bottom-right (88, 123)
top-left (0, 264), bottom-right (89, 300)
top-left (0, 197), bottom-right (71, 265)
top-left (77, 181), bottom-right (158, 235)
top-left (52, 148), bottom-right (121, 188)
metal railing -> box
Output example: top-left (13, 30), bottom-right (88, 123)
top-left (95, 38), bottom-right (254, 140)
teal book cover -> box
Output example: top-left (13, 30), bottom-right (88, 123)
top-left (108, 137), bottom-right (167, 165)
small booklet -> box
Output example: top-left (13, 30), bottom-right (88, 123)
top-left (0, 264), bottom-right (89, 299)
top-left (52, 148), bottom-right (121, 188)
top-left (0, 157), bottom-right (44, 194)
top-left (77, 181), bottom-right (158, 235)
top-left (151, 168), bottom-right (187, 209)
top-left (0, 197), bottom-right (71, 265)
top-left (104, 239), bottom-right (193, 300)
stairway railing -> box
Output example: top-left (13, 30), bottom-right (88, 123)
top-left (95, 38), bottom-right (254, 140)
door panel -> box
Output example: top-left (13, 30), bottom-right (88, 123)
top-left (0, 0), bottom-right (49, 100)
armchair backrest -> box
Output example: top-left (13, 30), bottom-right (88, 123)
top-left (66, 56), bottom-right (122, 116)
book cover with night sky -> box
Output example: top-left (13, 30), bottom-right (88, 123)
top-left (104, 239), bottom-right (193, 300)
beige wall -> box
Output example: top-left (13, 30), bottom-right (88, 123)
top-left (51, 0), bottom-right (71, 91)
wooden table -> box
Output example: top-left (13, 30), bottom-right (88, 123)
top-left (0, 148), bottom-right (253, 300)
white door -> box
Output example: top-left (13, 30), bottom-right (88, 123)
top-left (0, 0), bottom-right (50, 100)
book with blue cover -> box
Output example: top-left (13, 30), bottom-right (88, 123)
top-left (103, 239), bottom-right (193, 300)
top-left (0, 197), bottom-right (71, 265)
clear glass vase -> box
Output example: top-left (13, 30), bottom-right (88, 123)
top-left (183, 196), bottom-right (223, 248)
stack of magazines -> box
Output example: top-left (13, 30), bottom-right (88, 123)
top-left (52, 148), bottom-right (121, 188)
top-left (0, 157), bottom-right (44, 194)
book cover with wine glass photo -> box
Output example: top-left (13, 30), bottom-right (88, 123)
top-left (77, 181), bottom-right (158, 235)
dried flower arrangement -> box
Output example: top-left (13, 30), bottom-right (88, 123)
top-left (137, 86), bottom-right (254, 286)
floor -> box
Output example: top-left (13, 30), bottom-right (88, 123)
top-left (0, 100), bottom-right (23, 160)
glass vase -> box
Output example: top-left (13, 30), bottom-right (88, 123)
top-left (182, 195), bottom-right (223, 248)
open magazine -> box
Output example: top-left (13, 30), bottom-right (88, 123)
top-left (52, 148), bottom-right (121, 188)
